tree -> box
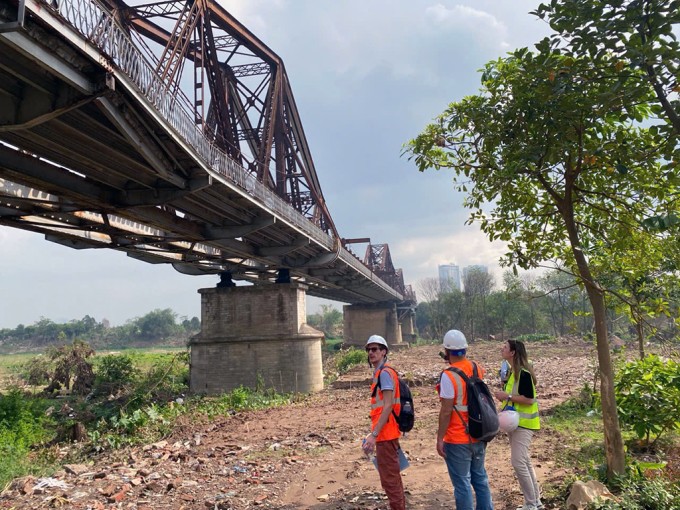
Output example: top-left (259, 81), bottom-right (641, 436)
top-left (134, 309), bottom-right (179, 341)
top-left (404, 46), bottom-right (670, 476)
top-left (415, 278), bottom-right (464, 340)
top-left (536, 268), bottom-right (585, 337)
top-left (535, 0), bottom-right (680, 137)
top-left (486, 272), bottom-right (530, 339)
top-left (462, 268), bottom-right (494, 339)
top-left (307, 304), bottom-right (342, 338)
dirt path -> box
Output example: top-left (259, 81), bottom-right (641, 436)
top-left (2, 341), bottom-right (596, 509)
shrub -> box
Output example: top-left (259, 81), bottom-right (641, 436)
top-left (95, 354), bottom-right (139, 394)
top-left (0, 388), bottom-right (55, 487)
top-left (615, 355), bottom-right (680, 447)
top-left (21, 355), bottom-right (52, 386)
top-left (589, 466), bottom-right (680, 510)
top-left (336, 348), bottom-right (366, 374)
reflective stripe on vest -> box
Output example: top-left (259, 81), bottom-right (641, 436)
top-left (505, 368), bottom-right (540, 430)
top-left (442, 368), bottom-right (469, 412)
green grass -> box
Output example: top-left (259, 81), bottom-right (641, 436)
top-left (0, 353), bottom-right (37, 390)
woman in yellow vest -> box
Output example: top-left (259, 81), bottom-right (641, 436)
top-left (494, 340), bottom-right (542, 510)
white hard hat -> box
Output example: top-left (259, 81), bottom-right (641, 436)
top-left (498, 409), bottom-right (519, 433)
top-left (365, 334), bottom-right (388, 350)
top-left (443, 329), bottom-right (468, 350)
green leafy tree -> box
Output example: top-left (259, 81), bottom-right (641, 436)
top-left (134, 309), bottom-right (179, 341)
top-left (535, 0), bottom-right (680, 137)
top-left (404, 44), bottom-right (671, 476)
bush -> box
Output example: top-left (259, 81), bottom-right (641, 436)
top-left (21, 355), bottom-right (52, 386)
top-left (589, 466), bottom-right (680, 510)
top-left (336, 348), bottom-right (366, 374)
top-left (95, 354), bottom-right (139, 394)
top-left (615, 355), bottom-right (680, 446)
top-left (0, 388), bottom-right (55, 487)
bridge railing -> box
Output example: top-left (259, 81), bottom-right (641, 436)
top-left (34, 0), bottom-right (399, 298)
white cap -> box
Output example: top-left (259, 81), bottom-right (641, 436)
top-left (443, 329), bottom-right (468, 350)
top-left (365, 334), bottom-right (388, 350)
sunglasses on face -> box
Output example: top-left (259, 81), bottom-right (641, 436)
top-left (366, 347), bottom-right (381, 353)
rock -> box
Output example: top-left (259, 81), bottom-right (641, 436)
top-left (567, 480), bottom-right (616, 510)
top-left (63, 464), bottom-right (90, 476)
top-left (317, 494), bottom-right (329, 502)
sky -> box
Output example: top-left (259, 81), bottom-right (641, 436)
top-left (0, 1), bottom-right (552, 328)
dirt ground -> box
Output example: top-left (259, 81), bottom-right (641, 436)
top-left (2, 340), bottom-right (598, 509)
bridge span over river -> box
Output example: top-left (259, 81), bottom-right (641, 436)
top-left (0, 0), bottom-right (416, 392)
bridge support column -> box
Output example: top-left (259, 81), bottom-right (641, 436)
top-left (342, 303), bottom-right (403, 348)
top-left (190, 283), bottom-right (324, 394)
top-left (400, 311), bottom-right (417, 344)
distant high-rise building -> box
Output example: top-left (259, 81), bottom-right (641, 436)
top-left (438, 263), bottom-right (461, 292)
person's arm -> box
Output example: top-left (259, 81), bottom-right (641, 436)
top-left (495, 371), bottom-right (535, 405)
top-left (363, 389), bottom-right (394, 452)
top-left (437, 398), bottom-right (453, 458)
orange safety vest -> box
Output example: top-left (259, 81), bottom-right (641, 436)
top-left (370, 364), bottom-right (401, 441)
top-left (438, 359), bottom-right (483, 444)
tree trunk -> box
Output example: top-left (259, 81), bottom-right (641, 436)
top-left (585, 285), bottom-right (626, 477)
top-left (634, 310), bottom-right (645, 360)
top-left (573, 249), bottom-right (626, 479)
top-left (563, 191), bottom-right (626, 478)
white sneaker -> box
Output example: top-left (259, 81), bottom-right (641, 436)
top-left (516, 505), bottom-right (538, 510)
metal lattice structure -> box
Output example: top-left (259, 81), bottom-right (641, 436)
top-left (363, 243), bottom-right (414, 302)
top-left (101, 0), bottom-right (336, 235)
top-left (0, 0), bottom-right (413, 304)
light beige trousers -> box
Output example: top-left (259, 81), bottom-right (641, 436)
top-left (509, 427), bottom-right (541, 507)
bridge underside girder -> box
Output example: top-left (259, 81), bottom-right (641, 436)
top-left (0, 0), bottom-right (407, 305)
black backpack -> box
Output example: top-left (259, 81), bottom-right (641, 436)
top-left (447, 362), bottom-right (499, 442)
top-left (372, 367), bottom-right (415, 433)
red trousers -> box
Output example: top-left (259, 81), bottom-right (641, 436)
top-left (376, 438), bottom-right (406, 510)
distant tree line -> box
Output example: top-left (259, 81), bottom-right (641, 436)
top-left (0, 309), bottom-right (200, 352)
top-left (416, 267), bottom-right (680, 346)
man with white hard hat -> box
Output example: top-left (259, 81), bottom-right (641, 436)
top-left (436, 329), bottom-right (494, 510)
top-left (361, 334), bottom-right (406, 510)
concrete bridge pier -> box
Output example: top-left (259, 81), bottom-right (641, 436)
top-left (190, 283), bottom-right (324, 394)
top-left (342, 302), bottom-right (404, 348)
top-left (400, 310), bottom-right (417, 344)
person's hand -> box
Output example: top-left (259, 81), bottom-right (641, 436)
top-left (436, 437), bottom-right (446, 458)
top-left (363, 434), bottom-right (376, 455)
top-left (494, 390), bottom-right (509, 402)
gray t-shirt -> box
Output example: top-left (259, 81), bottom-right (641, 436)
top-left (374, 362), bottom-right (395, 391)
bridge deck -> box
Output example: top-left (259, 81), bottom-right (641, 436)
top-left (0, 0), bottom-right (407, 304)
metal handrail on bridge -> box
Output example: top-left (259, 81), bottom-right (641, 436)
top-left (28, 0), bottom-right (400, 299)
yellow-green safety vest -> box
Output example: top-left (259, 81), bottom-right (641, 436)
top-left (504, 368), bottom-right (540, 430)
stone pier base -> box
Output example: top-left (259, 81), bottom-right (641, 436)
top-left (400, 310), bottom-right (417, 343)
top-left (190, 283), bottom-right (324, 394)
top-left (342, 302), bottom-right (403, 348)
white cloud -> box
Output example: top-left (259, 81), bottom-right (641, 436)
top-left (395, 225), bottom-right (508, 285)
top-left (425, 4), bottom-right (509, 47)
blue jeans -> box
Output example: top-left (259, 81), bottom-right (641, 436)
top-left (443, 442), bottom-right (494, 510)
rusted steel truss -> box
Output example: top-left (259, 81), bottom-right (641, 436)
top-left (101, 0), bottom-right (336, 235)
top-left (362, 243), bottom-right (414, 302)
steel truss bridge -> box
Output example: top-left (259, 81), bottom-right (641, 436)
top-left (0, 0), bottom-right (415, 305)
